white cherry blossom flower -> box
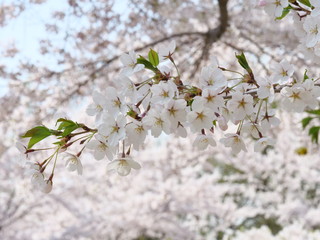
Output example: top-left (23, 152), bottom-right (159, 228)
top-left (126, 120), bottom-right (148, 150)
top-left (119, 50), bottom-right (144, 75)
top-left (86, 134), bottom-right (116, 160)
top-left (263, 0), bottom-right (289, 18)
top-left (260, 110), bottom-right (280, 131)
top-left (99, 115), bottom-right (127, 146)
top-left (227, 92), bottom-right (254, 121)
top-left (281, 85), bottom-right (309, 112)
top-left (220, 133), bottom-right (247, 154)
top-left (117, 75), bottom-right (138, 102)
top-left (271, 59), bottom-right (294, 84)
top-left (187, 97), bottom-right (215, 132)
top-left (62, 152), bottom-right (83, 175)
top-left (256, 76), bottom-right (275, 102)
top-left (199, 66), bottom-right (227, 91)
top-left (194, 134), bottom-right (216, 150)
top-left (164, 99), bottom-right (187, 128)
top-left (86, 90), bottom-right (107, 120)
top-left (143, 108), bottom-right (171, 137)
top-left (201, 88), bottom-right (225, 112)
top-left (107, 156), bottom-right (141, 176)
top-left (303, 15), bottom-right (320, 48)
top-left (105, 87), bottom-right (127, 116)
top-left (150, 80), bottom-right (178, 104)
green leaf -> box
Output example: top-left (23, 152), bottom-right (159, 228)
top-left (235, 52), bottom-right (252, 73)
top-left (148, 49), bottom-right (159, 67)
top-left (302, 117), bottom-right (313, 129)
top-left (309, 126), bottom-right (320, 144)
top-left (56, 118), bottom-right (80, 136)
top-left (275, 5), bottom-right (292, 20)
top-left (136, 55), bottom-right (157, 72)
top-left (306, 109), bottom-right (320, 115)
top-left (21, 126), bottom-right (52, 149)
top-left (298, 0), bottom-right (312, 7)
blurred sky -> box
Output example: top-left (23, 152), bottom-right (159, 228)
top-left (0, 0), bottom-right (128, 96)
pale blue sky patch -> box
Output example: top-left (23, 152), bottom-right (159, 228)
top-left (0, 0), bottom-right (129, 97)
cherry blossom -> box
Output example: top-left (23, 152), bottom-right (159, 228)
top-left (120, 51), bottom-right (144, 75)
top-left (143, 108), bottom-right (171, 137)
top-left (150, 80), bottom-right (178, 104)
top-left (220, 133), bottom-right (247, 154)
top-left (227, 92), bottom-right (254, 121)
top-left (187, 97), bottom-right (215, 132)
top-left (256, 77), bottom-right (275, 102)
top-left (262, 0), bottom-right (289, 18)
top-left (63, 153), bottom-right (83, 175)
top-left (126, 120), bottom-right (148, 150)
top-left (193, 134), bottom-right (216, 150)
top-left (271, 59), bottom-right (294, 85)
top-left (107, 156), bottom-right (141, 176)
top-left (98, 115), bottom-right (127, 146)
top-left (303, 16), bottom-right (320, 48)
top-left (199, 66), bottom-right (227, 91)
top-left (85, 134), bottom-right (116, 160)
top-left (164, 99), bottom-right (187, 128)
top-left (86, 91), bottom-right (107, 120)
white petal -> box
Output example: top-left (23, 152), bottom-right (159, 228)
top-left (126, 159), bottom-right (141, 170)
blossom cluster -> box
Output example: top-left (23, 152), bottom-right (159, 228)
top-left (83, 43), bottom-right (319, 170)
top-left (18, 38), bottom-right (320, 192)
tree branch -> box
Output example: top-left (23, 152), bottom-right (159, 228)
top-left (190, 0), bottom-right (229, 78)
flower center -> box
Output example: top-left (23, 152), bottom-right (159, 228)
top-left (98, 143), bottom-right (108, 151)
top-left (205, 94), bottom-right (215, 103)
top-left (168, 107), bottom-right (177, 116)
top-left (113, 98), bottom-right (121, 108)
top-left (207, 79), bottom-right (214, 85)
top-left (111, 125), bottom-right (120, 133)
top-left (281, 69), bottom-right (287, 77)
top-left (155, 117), bottom-right (164, 127)
top-left (135, 125), bottom-right (145, 134)
top-left (161, 90), bottom-right (169, 98)
top-left (196, 112), bottom-right (205, 120)
top-left (274, 0), bottom-right (281, 6)
top-left (290, 92), bottom-right (301, 100)
top-left (238, 99), bottom-right (247, 108)
top-left (311, 25), bottom-right (319, 35)
top-left (96, 104), bottom-right (103, 111)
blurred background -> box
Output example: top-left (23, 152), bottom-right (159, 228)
top-left (0, 0), bottom-right (320, 239)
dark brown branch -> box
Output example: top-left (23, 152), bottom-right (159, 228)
top-left (190, 0), bottom-right (229, 78)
